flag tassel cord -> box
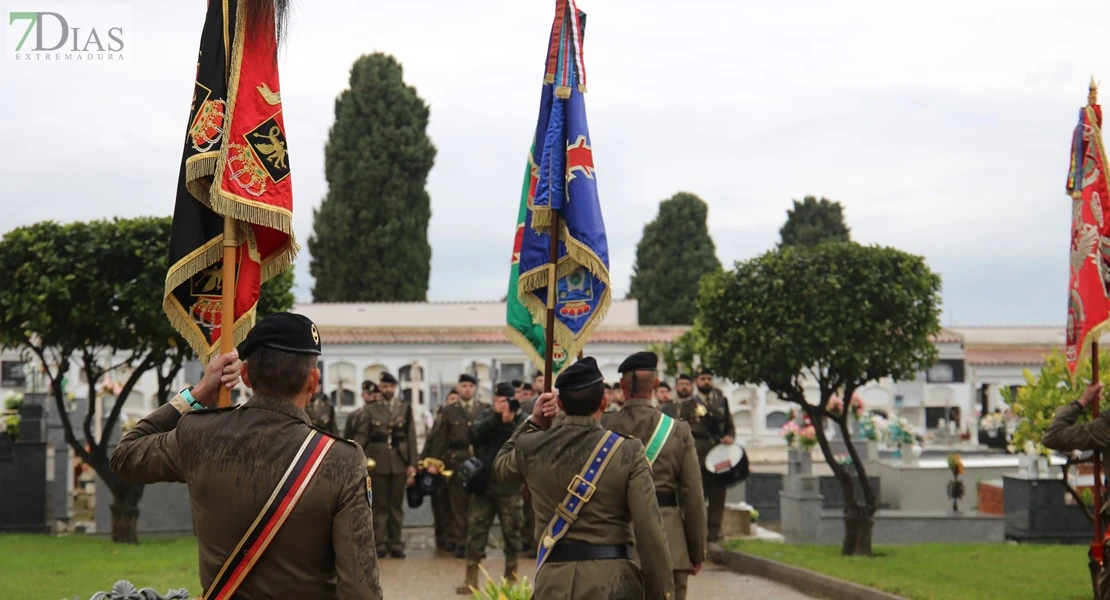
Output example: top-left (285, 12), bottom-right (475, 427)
top-left (218, 215), bottom-right (237, 407)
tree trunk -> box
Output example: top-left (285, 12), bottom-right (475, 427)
top-left (108, 481), bottom-right (145, 544)
top-left (842, 503), bottom-right (874, 557)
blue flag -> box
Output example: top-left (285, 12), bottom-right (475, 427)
top-left (517, 1), bottom-right (610, 366)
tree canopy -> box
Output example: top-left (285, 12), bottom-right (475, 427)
top-left (628, 192), bottom-right (721, 325)
top-left (779, 196), bottom-right (851, 248)
top-left (694, 242), bottom-right (941, 555)
top-left (309, 53), bottom-right (436, 302)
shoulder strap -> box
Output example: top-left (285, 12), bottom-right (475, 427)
top-left (201, 430), bottom-right (336, 600)
top-left (644, 414), bottom-right (676, 466)
top-left (536, 430), bottom-right (625, 571)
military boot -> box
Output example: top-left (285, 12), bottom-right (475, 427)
top-left (504, 561), bottom-right (518, 583)
top-left (456, 563), bottom-right (479, 595)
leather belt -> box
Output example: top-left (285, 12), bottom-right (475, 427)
top-left (656, 491), bottom-right (679, 507)
top-left (448, 442), bottom-right (471, 450)
top-left (368, 435), bottom-right (389, 443)
top-left (547, 541), bottom-right (632, 563)
top-left (691, 431), bottom-right (712, 440)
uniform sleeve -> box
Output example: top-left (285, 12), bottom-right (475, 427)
top-left (1043, 403), bottom-right (1110, 451)
top-left (109, 397), bottom-right (190, 484)
top-left (343, 410), bottom-right (360, 440)
top-left (332, 448), bottom-right (384, 600)
top-left (625, 440), bottom-right (675, 600)
top-left (469, 411), bottom-right (500, 445)
top-left (493, 419), bottom-right (540, 486)
top-left (404, 403), bottom-right (417, 467)
top-left (678, 426), bottom-right (708, 564)
top-left (421, 411), bottom-right (448, 461)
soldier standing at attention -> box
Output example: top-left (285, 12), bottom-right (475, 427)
top-left (678, 368), bottom-right (735, 543)
top-left (656, 382), bottom-right (677, 418)
top-left (602, 353), bottom-right (707, 600)
top-left (424, 374), bottom-right (489, 559)
top-left (110, 313), bottom-right (382, 599)
top-left (307, 391), bottom-right (338, 435)
top-left (344, 381), bottom-right (379, 439)
top-left (518, 380), bottom-right (541, 559)
top-left (350, 372), bottom-right (417, 558)
top-left (456, 382), bottom-right (525, 593)
top-left (426, 388), bottom-right (461, 552)
top-left (494, 358), bottom-right (675, 600)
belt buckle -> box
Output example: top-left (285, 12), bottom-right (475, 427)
top-left (567, 474), bottom-right (597, 503)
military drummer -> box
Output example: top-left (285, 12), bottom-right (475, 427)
top-left (494, 357), bottom-right (674, 599)
top-left (110, 312), bottom-right (382, 599)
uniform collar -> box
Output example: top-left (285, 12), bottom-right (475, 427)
top-left (625, 397), bottom-right (654, 408)
top-left (559, 415), bottom-right (602, 428)
top-left (243, 394), bottom-right (312, 426)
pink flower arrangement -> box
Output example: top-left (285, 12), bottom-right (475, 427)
top-left (781, 418), bottom-right (818, 450)
top-left (97, 378), bottom-right (123, 398)
top-left (828, 393), bottom-right (866, 420)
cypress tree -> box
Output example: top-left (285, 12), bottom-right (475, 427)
top-left (309, 53), bottom-right (436, 301)
top-left (779, 196), bottom-right (851, 248)
top-left (628, 192), bottom-right (721, 325)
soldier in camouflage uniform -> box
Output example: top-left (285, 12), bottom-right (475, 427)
top-left (656, 382), bottom-right (677, 419)
top-left (677, 369), bottom-right (735, 543)
top-left (424, 374), bottom-right (489, 558)
top-left (425, 388), bottom-right (460, 552)
top-left (455, 382), bottom-right (525, 593)
top-left (1042, 381), bottom-right (1110, 599)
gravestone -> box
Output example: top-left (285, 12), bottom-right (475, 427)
top-left (1003, 473), bottom-right (1090, 543)
top-left (780, 449), bottom-right (823, 543)
top-left (0, 402), bottom-right (49, 532)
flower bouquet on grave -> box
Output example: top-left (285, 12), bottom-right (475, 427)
top-left (946, 452), bottom-right (965, 511)
top-left (882, 417), bottom-right (916, 456)
top-left (857, 413), bottom-right (886, 442)
top-left (979, 413), bottom-right (1004, 437)
top-left (827, 393), bottom-right (866, 420)
top-left (781, 413), bottom-right (818, 451)
top-left (472, 564), bottom-right (533, 600)
top-left (3, 391), bottom-right (24, 411)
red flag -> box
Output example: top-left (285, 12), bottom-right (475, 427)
top-left (165, 0), bottom-right (296, 362)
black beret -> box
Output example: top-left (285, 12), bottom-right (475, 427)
top-left (618, 351), bottom-right (657, 374)
top-left (380, 372), bottom-right (398, 384)
top-left (511, 380), bottom-right (522, 388)
top-left (362, 380), bottom-right (378, 393)
top-left (555, 357), bottom-right (604, 391)
top-left (698, 368), bottom-right (714, 377)
top-left (521, 383), bottom-right (533, 392)
top-left (658, 382), bottom-right (671, 390)
top-left (238, 312), bottom-right (322, 358)
top-left (459, 374), bottom-right (477, 385)
top-left (495, 382), bottom-right (515, 398)
top-left (677, 373), bottom-right (693, 382)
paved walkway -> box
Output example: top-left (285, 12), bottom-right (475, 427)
top-left (378, 550), bottom-right (814, 599)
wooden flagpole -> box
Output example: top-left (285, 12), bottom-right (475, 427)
top-left (543, 212), bottom-right (561, 394)
top-left (218, 216), bottom-right (238, 407)
top-left (1094, 341), bottom-right (1103, 565)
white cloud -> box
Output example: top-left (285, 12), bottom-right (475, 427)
top-left (1, 0), bottom-right (1107, 326)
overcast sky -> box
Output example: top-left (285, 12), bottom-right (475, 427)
top-left (3, 0), bottom-right (1109, 326)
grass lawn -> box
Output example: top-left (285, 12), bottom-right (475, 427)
top-left (0, 535), bottom-right (199, 599)
top-left (726, 539), bottom-right (1093, 600)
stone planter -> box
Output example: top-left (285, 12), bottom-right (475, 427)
top-left (721, 506), bottom-right (752, 538)
top-left (787, 448), bottom-right (813, 476)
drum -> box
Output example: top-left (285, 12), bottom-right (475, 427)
top-left (704, 443), bottom-right (749, 487)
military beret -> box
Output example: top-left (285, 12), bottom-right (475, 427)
top-left (459, 374), bottom-right (477, 385)
top-left (511, 380), bottom-right (522, 388)
top-left (380, 372), bottom-right (398, 384)
top-left (698, 368), bottom-right (714, 377)
top-left (555, 357), bottom-right (604, 391)
top-left (495, 382), bottom-right (515, 398)
top-left (521, 383), bottom-right (533, 392)
top-left (362, 380), bottom-right (378, 393)
top-left (677, 373), bottom-right (693, 382)
top-left (658, 382), bottom-right (671, 390)
top-left (618, 351), bottom-right (658, 374)
top-left (238, 312), bottom-right (322, 358)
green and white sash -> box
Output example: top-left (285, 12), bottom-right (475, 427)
top-left (644, 413), bottom-right (676, 465)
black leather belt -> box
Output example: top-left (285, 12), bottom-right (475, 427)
top-left (547, 541), bottom-right (632, 563)
top-left (656, 491), bottom-right (679, 507)
top-left (368, 435), bottom-right (389, 443)
top-left (448, 442), bottom-right (471, 450)
top-left (691, 431), bottom-right (712, 440)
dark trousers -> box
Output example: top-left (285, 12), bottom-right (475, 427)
top-left (432, 482), bottom-right (446, 548)
top-left (446, 475), bottom-right (469, 547)
top-left (703, 470), bottom-right (727, 541)
top-left (370, 472), bottom-right (406, 552)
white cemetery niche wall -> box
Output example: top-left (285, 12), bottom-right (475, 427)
top-left (730, 387), bottom-right (756, 439)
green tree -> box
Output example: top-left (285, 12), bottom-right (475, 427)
top-left (628, 192), bottom-right (721, 324)
top-left (779, 196), bottom-right (850, 248)
top-left (0, 218), bottom-right (190, 543)
top-left (309, 53), bottom-right (436, 301)
top-left (694, 242), bottom-right (941, 556)
top-left (648, 330), bottom-right (699, 379)
top-left (258, 267), bottom-right (295, 318)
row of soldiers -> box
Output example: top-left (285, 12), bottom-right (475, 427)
top-left (109, 312), bottom-right (741, 598)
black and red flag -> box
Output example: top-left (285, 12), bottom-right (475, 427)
top-left (164, 0), bottom-right (296, 362)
